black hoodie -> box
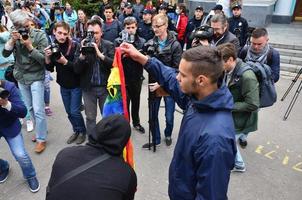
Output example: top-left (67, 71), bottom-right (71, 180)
top-left (46, 115), bottom-right (137, 200)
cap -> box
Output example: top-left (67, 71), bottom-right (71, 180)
top-left (125, 2), bottom-right (132, 8)
top-left (142, 9), bottom-right (153, 15)
top-left (159, 4), bottom-right (168, 10)
top-left (231, 3), bottom-right (242, 10)
top-left (195, 6), bottom-right (203, 11)
top-left (213, 4), bottom-right (223, 11)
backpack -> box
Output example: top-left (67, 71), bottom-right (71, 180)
top-left (235, 61), bottom-right (277, 108)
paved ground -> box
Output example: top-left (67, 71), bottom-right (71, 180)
top-left (1, 71), bottom-right (302, 200)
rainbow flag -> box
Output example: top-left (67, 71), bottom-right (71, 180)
top-left (103, 47), bottom-right (134, 168)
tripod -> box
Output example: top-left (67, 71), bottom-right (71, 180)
top-left (148, 83), bottom-right (157, 152)
top-left (281, 67), bottom-right (302, 120)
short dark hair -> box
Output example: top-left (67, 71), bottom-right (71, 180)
top-left (252, 28), bottom-right (268, 39)
top-left (87, 19), bottom-right (102, 29)
top-left (178, 3), bottom-right (186, 14)
top-left (217, 43), bottom-right (237, 62)
top-left (182, 46), bottom-right (223, 83)
top-left (54, 21), bottom-right (70, 33)
top-left (123, 16), bottom-right (137, 26)
top-left (104, 4), bottom-right (114, 12)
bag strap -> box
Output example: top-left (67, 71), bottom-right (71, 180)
top-left (46, 153), bottom-right (111, 194)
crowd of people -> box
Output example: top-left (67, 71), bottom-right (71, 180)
top-left (0, 0), bottom-right (280, 199)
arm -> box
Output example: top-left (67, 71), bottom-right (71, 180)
top-left (25, 32), bottom-right (49, 66)
top-left (233, 71), bottom-right (260, 112)
top-left (270, 50), bottom-right (280, 83)
top-left (171, 41), bottom-right (183, 69)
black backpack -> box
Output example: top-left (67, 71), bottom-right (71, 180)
top-left (235, 61), bottom-right (277, 108)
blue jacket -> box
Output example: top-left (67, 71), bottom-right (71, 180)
top-left (144, 58), bottom-right (237, 200)
top-left (0, 81), bottom-right (27, 138)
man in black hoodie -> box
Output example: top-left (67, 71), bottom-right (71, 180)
top-left (46, 114), bottom-right (137, 200)
top-left (45, 21), bottom-right (86, 145)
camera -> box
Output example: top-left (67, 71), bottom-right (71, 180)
top-left (50, 42), bottom-right (61, 60)
top-left (18, 28), bottom-right (29, 40)
top-left (54, 1), bottom-right (64, 10)
top-left (81, 30), bottom-right (95, 55)
top-left (190, 25), bottom-right (214, 42)
top-left (233, 27), bottom-right (241, 40)
top-left (121, 31), bottom-right (135, 44)
top-left (143, 40), bottom-right (158, 56)
top-left (0, 87), bottom-right (10, 99)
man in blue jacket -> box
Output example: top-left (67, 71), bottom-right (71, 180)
top-left (121, 43), bottom-right (237, 199)
top-left (0, 80), bottom-right (40, 193)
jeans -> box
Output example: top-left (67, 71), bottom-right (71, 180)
top-left (151, 96), bottom-right (175, 144)
top-left (82, 87), bottom-right (108, 136)
top-left (60, 87), bottom-right (86, 133)
top-left (0, 133), bottom-right (36, 179)
top-left (44, 71), bottom-right (51, 105)
top-left (18, 81), bottom-right (48, 142)
top-left (235, 133), bottom-right (246, 168)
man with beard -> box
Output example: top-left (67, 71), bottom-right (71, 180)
top-left (74, 19), bottom-right (114, 137)
top-left (210, 13), bottom-right (240, 51)
top-left (45, 22), bottom-right (86, 144)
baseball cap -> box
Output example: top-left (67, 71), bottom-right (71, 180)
top-left (231, 3), bottom-right (242, 10)
top-left (159, 4), bottom-right (168, 10)
top-left (213, 4), bottom-right (223, 11)
top-left (142, 9), bottom-right (153, 15)
top-left (125, 2), bottom-right (132, 8)
top-left (195, 6), bottom-right (204, 11)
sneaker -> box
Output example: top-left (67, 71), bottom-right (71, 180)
top-left (19, 118), bottom-right (24, 125)
top-left (239, 137), bottom-right (248, 148)
top-left (66, 133), bottom-right (79, 144)
top-left (45, 107), bottom-right (53, 116)
top-left (75, 134), bottom-right (86, 145)
top-left (142, 142), bottom-right (160, 149)
top-left (0, 165), bottom-right (9, 183)
top-left (232, 165), bottom-right (246, 172)
top-left (165, 137), bottom-right (172, 146)
top-left (34, 142), bottom-right (46, 153)
top-left (134, 124), bottom-right (145, 134)
top-left (27, 177), bottom-right (40, 193)
top-left (26, 120), bottom-right (34, 132)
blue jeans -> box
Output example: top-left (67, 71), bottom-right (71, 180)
top-left (44, 71), bottom-right (51, 105)
top-left (60, 87), bottom-right (86, 133)
top-left (235, 134), bottom-right (246, 168)
top-left (152, 96), bottom-right (175, 144)
top-left (18, 81), bottom-right (48, 142)
top-left (0, 133), bottom-right (36, 179)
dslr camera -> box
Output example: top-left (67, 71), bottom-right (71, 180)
top-left (143, 40), bottom-right (158, 57)
top-left (18, 28), bottom-right (29, 40)
top-left (190, 25), bottom-right (214, 47)
top-left (0, 87), bottom-right (10, 99)
top-left (81, 30), bottom-right (95, 55)
top-left (50, 42), bottom-right (61, 60)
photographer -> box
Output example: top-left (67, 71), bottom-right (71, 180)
top-left (44, 22), bottom-right (86, 145)
top-left (190, 24), bottom-right (213, 48)
top-left (114, 17), bottom-right (146, 134)
top-left (3, 9), bottom-right (48, 153)
top-left (74, 19), bottom-right (114, 137)
top-left (0, 80), bottom-right (40, 193)
top-left (142, 13), bottom-right (182, 148)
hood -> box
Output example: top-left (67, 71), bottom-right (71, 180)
top-left (192, 84), bottom-right (234, 112)
top-left (87, 114), bottom-right (131, 156)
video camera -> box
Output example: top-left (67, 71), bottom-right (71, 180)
top-left (18, 28), bottom-right (29, 40)
top-left (143, 40), bottom-right (158, 57)
top-left (0, 87), bottom-right (10, 99)
top-left (50, 42), bottom-right (61, 60)
top-left (81, 30), bottom-right (95, 55)
top-left (190, 25), bottom-right (214, 47)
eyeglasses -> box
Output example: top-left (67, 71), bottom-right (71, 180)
top-left (152, 23), bottom-right (166, 29)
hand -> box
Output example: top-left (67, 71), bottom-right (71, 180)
top-left (56, 55), bottom-right (68, 65)
top-left (21, 37), bottom-right (34, 51)
top-left (120, 42), bottom-right (148, 65)
top-left (148, 82), bottom-right (160, 92)
top-left (0, 97), bottom-right (8, 107)
top-left (44, 45), bottom-right (52, 57)
top-left (92, 42), bottom-right (105, 60)
top-left (10, 31), bottom-right (20, 43)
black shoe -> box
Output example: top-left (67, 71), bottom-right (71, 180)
top-left (134, 124), bottom-right (145, 134)
top-left (75, 134), bottom-right (86, 145)
top-left (165, 137), bottom-right (172, 146)
top-left (0, 165), bottom-right (9, 183)
top-left (239, 137), bottom-right (248, 148)
top-left (27, 177), bottom-right (40, 193)
top-left (67, 133), bottom-right (79, 144)
top-left (142, 142), bottom-right (160, 149)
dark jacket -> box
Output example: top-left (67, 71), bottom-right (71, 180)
top-left (239, 46), bottom-right (280, 82)
top-left (73, 39), bottom-right (114, 90)
top-left (46, 40), bottom-right (81, 89)
top-left (228, 15), bottom-right (249, 47)
top-left (103, 20), bottom-right (123, 43)
top-left (227, 59), bottom-right (259, 133)
top-left (137, 20), bottom-right (154, 41)
top-left (74, 19), bottom-right (88, 41)
top-left (47, 115), bottom-right (137, 200)
top-left (118, 13), bottom-right (138, 25)
top-left (212, 30), bottom-right (240, 52)
top-left (185, 16), bottom-right (203, 49)
top-left (0, 81), bottom-right (27, 139)
top-left (114, 33), bottom-right (145, 85)
top-left (144, 58), bottom-right (237, 200)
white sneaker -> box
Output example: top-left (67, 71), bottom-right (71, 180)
top-left (19, 118), bottom-right (24, 125)
top-left (26, 120), bottom-right (34, 132)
